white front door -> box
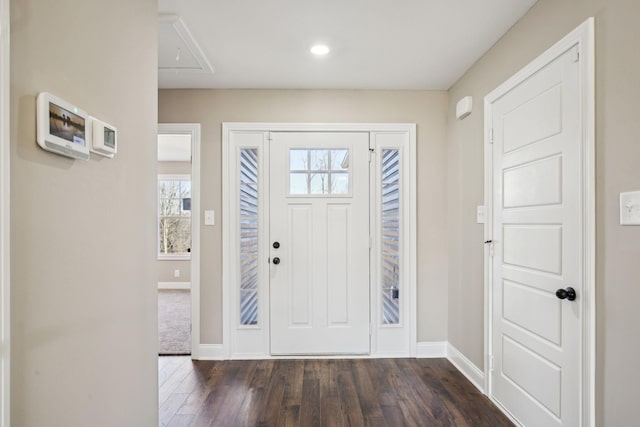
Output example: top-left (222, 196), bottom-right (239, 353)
top-left (269, 132), bottom-right (370, 355)
top-left (489, 45), bottom-right (583, 426)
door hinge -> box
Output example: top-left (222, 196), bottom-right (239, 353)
top-left (573, 46), bottom-right (580, 63)
top-left (490, 355), bottom-right (495, 372)
top-left (267, 131), bottom-right (272, 142)
top-left (368, 148), bottom-right (374, 163)
top-left (489, 128), bottom-right (494, 144)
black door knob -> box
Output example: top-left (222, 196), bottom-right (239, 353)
top-left (555, 287), bottom-right (576, 301)
top-left (272, 257), bottom-right (280, 265)
top-left (273, 241), bottom-right (280, 249)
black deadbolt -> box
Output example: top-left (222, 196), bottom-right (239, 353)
top-left (273, 257), bottom-right (281, 265)
top-left (555, 287), bottom-right (576, 301)
top-left (273, 241), bottom-right (280, 249)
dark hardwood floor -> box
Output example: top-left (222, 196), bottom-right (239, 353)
top-left (158, 356), bottom-right (514, 427)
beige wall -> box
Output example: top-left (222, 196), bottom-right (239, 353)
top-left (446, 0), bottom-right (640, 425)
top-left (158, 161), bottom-right (191, 175)
top-left (158, 260), bottom-right (191, 284)
top-left (10, 1), bottom-right (158, 425)
top-left (159, 89), bottom-right (449, 344)
top-left (157, 161), bottom-right (192, 284)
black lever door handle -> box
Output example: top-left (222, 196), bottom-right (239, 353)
top-left (555, 287), bottom-right (576, 301)
top-left (272, 257), bottom-right (280, 265)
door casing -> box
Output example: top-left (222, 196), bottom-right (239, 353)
top-left (222, 123), bottom-right (417, 359)
top-left (483, 18), bottom-right (595, 426)
top-left (0, 0), bottom-right (9, 424)
top-left (157, 123), bottom-right (201, 359)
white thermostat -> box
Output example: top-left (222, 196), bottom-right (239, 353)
top-left (89, 117), bottom-right (117, 158)
top-left (36, 92), bottom-right (90, 160)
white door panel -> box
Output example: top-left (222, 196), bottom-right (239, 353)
top-left (502, 84), bottom-right (563, 153)
top-left (503, 155), bottom-right (563, 208)
top-left (503, 225), bottom-right (563, 274)
top-left (490, 45), bottom-right (582, 427)
top-left (502, 336), bottom-right (562, 416)
top-left (502, 280), bottom-right (562, 345)
top-left (269, 132), bottom-right (370, 355)
top-left (288, 205), bottom-right (312, 325)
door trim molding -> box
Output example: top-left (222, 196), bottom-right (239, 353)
top-left (222, 123), bottom-right (417, 359)
top-left (0, 0), bottom-right (9, 424)
top-left (157, 123), bottom-right (201, 359)
top-left (483, 18), bottom-right (595, 426)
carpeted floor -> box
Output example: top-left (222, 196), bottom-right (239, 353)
top-left (158, 289), bottom-right (191, 355)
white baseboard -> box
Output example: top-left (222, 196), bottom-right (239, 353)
top-left (230, 353), bottom-right (272, 360)
top-left (370, 351), bottom-right (411, 358)
top-left (158, 281), bottom-right (191, 290)
top-left (446, 343), bottom-right (485, 393)
top-left (194, 340), bottom-right (484, 396)
top-left (196, 344), bottom-right (225, 360)
top-left (415, 341), bottom-right (447, 358)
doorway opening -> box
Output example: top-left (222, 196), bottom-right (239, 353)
top-left (157, 124), bottom-right (201, 358)
top-left (222, 123), bottom-right (417, 359)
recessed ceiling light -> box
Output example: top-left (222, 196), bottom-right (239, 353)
top-left (310, 44), bottom-right (330, 56)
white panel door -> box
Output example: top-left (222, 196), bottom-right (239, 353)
top-left (490, 45), bottom-right (582, 426)
top-left (269, 132), bottom-right (370, 355)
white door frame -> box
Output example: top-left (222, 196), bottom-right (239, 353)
top-left (483, 18), bottom-right (595, 426)
top-left (157, 123), bottom-right (201, 359)
top-left (0, 0), bottom-right (9, 424)
top-left (222, 123), bottom-right (417, 359)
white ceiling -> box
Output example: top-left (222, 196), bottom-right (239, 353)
top-left (158, 0), bottom-right (538, 90)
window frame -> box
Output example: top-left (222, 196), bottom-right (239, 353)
top-left (287, 147), bottom-right (353, 197)
top-left (157, 173), bottom-right (192, 260)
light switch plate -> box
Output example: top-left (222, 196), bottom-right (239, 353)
top-left (620, 191), bottom-right (640, 225)
top-left (477, 206), bottom-right (485, 224)
top-left (204, 210), bottom-right (215, 226)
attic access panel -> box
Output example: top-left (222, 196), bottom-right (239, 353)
top-left (158, 14), bottom-right (214, 74)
